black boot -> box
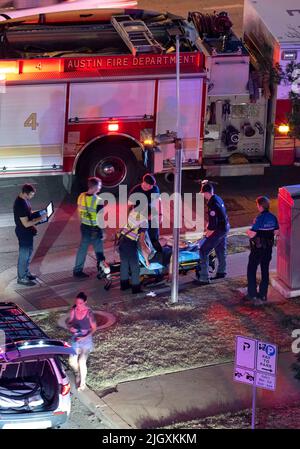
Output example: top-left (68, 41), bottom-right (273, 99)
top-left (120, 280), bottom-right (130, 291)
top-left (132, 284), bottom-right (142, 294)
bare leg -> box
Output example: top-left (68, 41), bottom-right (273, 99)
top-left (78, 349), bottom-right (89, 390)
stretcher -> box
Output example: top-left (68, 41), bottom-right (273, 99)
top-left (98, 240), bottom-right (217, 291)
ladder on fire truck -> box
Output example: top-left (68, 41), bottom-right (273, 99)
top-left (111, 15), bottom-right (165, 56)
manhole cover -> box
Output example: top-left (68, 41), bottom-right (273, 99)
top-left (57, 311), bottom-right (117, 331)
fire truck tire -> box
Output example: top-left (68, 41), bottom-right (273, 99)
top-left (78, 144), bottom-right (139, 193)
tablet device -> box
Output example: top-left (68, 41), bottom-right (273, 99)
top-left (34, 202), bottom-right (54, 224)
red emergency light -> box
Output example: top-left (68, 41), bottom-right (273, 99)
top-left (108, 122), bottom-right (119, 132)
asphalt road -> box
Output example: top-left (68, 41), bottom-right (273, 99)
top-left (138, 0), bottom-right (244, 36)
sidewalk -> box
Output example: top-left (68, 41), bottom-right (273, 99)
top-left (1, 239), bottom-right (297, 429)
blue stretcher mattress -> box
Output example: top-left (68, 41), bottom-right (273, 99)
top-left (138, 250), bottom-right (200, 272)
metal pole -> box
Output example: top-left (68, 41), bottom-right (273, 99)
top-left (251, 383), bottom-right (256, 430)
top-left (170, 34), bottom-right (182, 304)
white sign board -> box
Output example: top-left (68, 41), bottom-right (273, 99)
top-left (256, 340), bottom-right (277, 375)
top-left (235, 336), bottom-right (256, 370)
top-left (256, 372), bottom-right (276, 391)
top-left (234, 367), bottom-right (255, 386)
top-left (234, 336), bottom-right (278, 391)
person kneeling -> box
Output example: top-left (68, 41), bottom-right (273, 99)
top-left (118, 209), bottom-right (152, 294)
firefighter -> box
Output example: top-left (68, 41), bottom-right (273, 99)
top-left (118, 207), bottom-right (152, 294)
top-left (73, 177), bottom-right (110, 278)
top-left (198, 181), bottom-right (230, 285)
top-left (244, 196), bottom-right (279, 306)
top-left (128, 173), bottom-right (163, 253)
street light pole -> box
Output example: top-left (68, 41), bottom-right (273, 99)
top-left (170, 34), bottom-right (182, 304)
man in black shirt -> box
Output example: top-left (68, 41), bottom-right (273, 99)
top-left (128, 173), bottom-right (163, 253)
top-left (198, 181), bottom-right (230, 285)
top-left (13, 184), bottom-right (46, 286)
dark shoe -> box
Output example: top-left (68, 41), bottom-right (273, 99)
top-left (241, 294), bottom-right (257, 302)
top-left (17, 278), bottom-right (36, 286)
top-left (120, 280), bottom-right (131, 291)
top-left (213, 273), bottom-right (227, 280)
top-left (258, 295), bottom-right (267, 302)
top-left (253, 298), bottom-right (264, 307)
top-left (132, 284), bottom-right (142, 294)
top-left (195, 280), bottom-right (211, 286)
top-left (27, 274), bottom-right (37, 281)
top-left (73, 271), bottom-right (89, 279)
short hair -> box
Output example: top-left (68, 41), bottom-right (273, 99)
top-left (76, 291), bottom-right (87, 302)
top-left (22, 184), bottom-right (36, 195)
top-left (201, 181), bottom-right (214, 194)
top-left (256, 196), bottom-right (270, 210)
top-left (87, 177), bottom-right (101, 189)
top-left (143, 173), bottom-right (156, 186)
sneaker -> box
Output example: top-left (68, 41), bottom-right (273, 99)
top-left (195, 280), bottom-right (211, 286)
top-left (212, 273), bottom-right (227, 280)
top-left (27, 274), bottom-right (37, 281)
top-left (73, 271), bottom-right (89, 279)
top-left (99, 261), bottom-right (111, 275)
top-left (253, 298), bottom-right (264, 307)
top-left (241, 294), bottom-right (256, 302)
top-left (17, 278), bottom-right (36, 286)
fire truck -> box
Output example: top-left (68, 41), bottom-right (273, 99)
top-left (0, 1), bottom-right (299, 192)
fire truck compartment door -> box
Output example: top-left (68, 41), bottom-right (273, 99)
top-left (69, 81), bottom-right (155, 119)
top-left (155, 78), bottom-right (202, 165)
top-left (0, 84), bottom-right (66, 172)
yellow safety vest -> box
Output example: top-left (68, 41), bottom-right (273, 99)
top-left (120, 211), bottom-right (148, 241)
top-left (77, 193), bottom-right (100, 227)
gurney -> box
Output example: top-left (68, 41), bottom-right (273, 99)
top-left (98, 239), bottom-right (217, 290)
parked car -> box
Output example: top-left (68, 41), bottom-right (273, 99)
top-left (0, 302), bottom-right (74, 429)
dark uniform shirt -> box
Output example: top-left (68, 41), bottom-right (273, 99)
top-left (13, 196), bottom-right (35, 244)
top-left (251, 210), bottom-right (279, 240)
top-left (207, 194), bottom-right (230, 232)
top-left (129, 184), bottom-right (160, 217)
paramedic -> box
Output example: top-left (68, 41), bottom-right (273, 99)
top-left (118, 208), bottom-right (152, 294)
top-left (198, 181), bottom-right (230, 285)
top-left (73, 177), bottom-right (110, 278)
top-left (128, 173), bottom-right (163, 253)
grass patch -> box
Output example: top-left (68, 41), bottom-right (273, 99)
top-left (158, 403), bottom-right (300, 429)
top-left (33, 277), bottom-right (300, 393)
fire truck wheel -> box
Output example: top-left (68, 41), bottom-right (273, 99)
top-left (78, 144), bottom-right (138, 193)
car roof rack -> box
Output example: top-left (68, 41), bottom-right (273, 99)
top-left (0, 302), bottom-right (47, 347)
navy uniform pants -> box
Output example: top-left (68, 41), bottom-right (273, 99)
top-left (247, 247), bottom-right (272, 299)
top-left (119, 237), bottom-right (140, 287)
top-left (199, 230), bottom-right (228, 282)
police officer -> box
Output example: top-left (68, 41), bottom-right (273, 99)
top-left (73, 177), bottom-right (110, 278)
top-left (128, 173), bottom-right (163, 253)
top-left (198, 181), bottom-right (230, 285)
top-left (118, 207), bottom-right (152, 294)
top-left (244, 196), bottom-right (279, 305)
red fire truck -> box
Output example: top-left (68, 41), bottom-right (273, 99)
top-left (0, 1), bottom-right (299, 191)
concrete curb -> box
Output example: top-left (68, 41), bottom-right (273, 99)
top-left (68, 371), bottom-right (132, 429)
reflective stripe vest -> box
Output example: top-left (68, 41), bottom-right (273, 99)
top-left (120, 210), bottom-right (148, 241)
top-left (77, 193), bottom-right (100, 227)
